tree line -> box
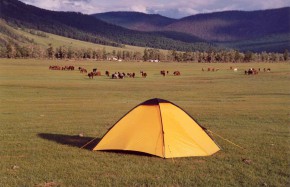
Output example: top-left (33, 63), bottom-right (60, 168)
top-left (0, 43), bottom-right (289, 63)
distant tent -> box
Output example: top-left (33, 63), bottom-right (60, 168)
top-left (89, 98), bottom-right (220, 158)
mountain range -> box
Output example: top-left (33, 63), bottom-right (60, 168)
top-left (94, 8), bottom-right (290, 42)
top-left (1, 0), bottom-right (289, 52)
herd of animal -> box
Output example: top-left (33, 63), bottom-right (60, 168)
top-left (202, 66), bottom-right (271, 75)
top-left (49, 65), bottom-right (272, 79)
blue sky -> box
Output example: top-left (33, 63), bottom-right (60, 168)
top-left (19, 0), bottom-right (290, 18)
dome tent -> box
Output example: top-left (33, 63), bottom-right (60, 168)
top-left (88, 98), bottom-right (220, 158)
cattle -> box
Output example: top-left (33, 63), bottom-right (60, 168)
top-left (112, 73), bottom-right (118, 79)
top-left (105, 71), bottom-right (110, 77)
top-left (246, 68), bottom-right (258, 75)
top-left (173, 71), bottom-right (181, 76)
top-left (111, 72), bottom-right (124, 79)
top-left (88, 72), bottom-right (94, 79)
top-left (141, 72), bottom-right (147, 78)
top-left (160, 70), bottom-right (166, 76)
top-left (93, 71), bottom-right (101, 76)
top-left (62, 66), bottom-right (74, 70)
top-left (127, 73), bottom-right (135, 78)
top-left (79, 68), bottom-right (87, 73)
top-left (49, 66), bottom-right (61, 70)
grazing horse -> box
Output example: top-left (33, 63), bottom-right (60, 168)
top-left (93, 71), bottom-right (101, 76)
top-left (142, 72), bottom-right (147, 78)
top-left (88, 72), bottom-right (94, 79)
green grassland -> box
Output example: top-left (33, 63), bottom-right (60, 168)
top-left (13, 27), bottom-right (148, 53)
top-left (0, 59), bottom-right (289, 186)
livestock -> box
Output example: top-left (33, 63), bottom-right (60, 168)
top-left (88, 72), bottom-right (94, 79)
top-left (173, 71), bottom-right (181, 76)
top-left (79, 68), bottom-right (87, 73)
top-left (112, 73), bottom-right (118, 79)
top-left (246, 68), bottom-right (258, 75)
top-left (127, 73), bottom-right (135, 78)
top-left (49, 66), bottom-right (61, 70)
top-left (93, 71), bottom-right (101, 76)
top-left (111, 72), bottom-right (124, 79)
top-left (160, 70), bottom-right (166, 76)
top-left (105, 71), bottom-right (110, 77)
top-left (62, 66), bottom-right (74, 71)
top-left (141, 72), bottom-right (147, 78)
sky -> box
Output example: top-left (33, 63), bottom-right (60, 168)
top-left (19, 0), bottom-right (290, 18)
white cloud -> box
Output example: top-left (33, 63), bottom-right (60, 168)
top-left (19, 0), bottom-right (290, 18)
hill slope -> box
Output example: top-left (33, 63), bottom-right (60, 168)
top-left (93, 8), bottom-right (290, 52)
top-left (0, 0), bottom-right (213, 51)
top-left (164, 8), bottom-right (290, 42)
top-left (94, 11), bottom-right (176, 32)
top-left (0, 18), bottom-right (148, 53)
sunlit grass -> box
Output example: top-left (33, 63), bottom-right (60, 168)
top-left (0, 59), bottom-right (289, 186)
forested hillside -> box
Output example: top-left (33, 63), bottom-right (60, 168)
top-left (164, 8), bottom-right (290, 42)
top-left (94, 8), bottom-right (290, 52)
top-left (0, 0), bottom-right (214, 51)
top-left (94, 12), bottom-right (176, 31)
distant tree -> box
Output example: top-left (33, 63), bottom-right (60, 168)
top-left (133, 51), bottom-right (142, 60)
top-left (283, 49), bottom-right (289, 61)
top-left (67, 47), bottom-right (76, 59)
top-left (143, 49), bottom-right (149, 61)
top-left (117, 50), bottom-right (122, 60)
top-left (6, 42), bottom-right (16, 58)
top-left (102, 47), bottom-right (107, 60)
top-left (46, 44), bottom-right (54, 59)
top-left (112, 50), bottom-right (116, 56)
top-left (244, 51), bottom-right (253, 62)
top-left (234, 50), bottom-right (242, 63)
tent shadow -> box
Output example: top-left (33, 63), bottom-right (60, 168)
top-left (38, 133), bottom-right (155, 158)
top-left (38, 133), bottom-right (101, 150)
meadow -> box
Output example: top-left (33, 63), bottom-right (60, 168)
top-left (0, 59), bottom-right (289, 186)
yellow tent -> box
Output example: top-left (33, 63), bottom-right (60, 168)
top-left (91, 98), bottom-right (220, 158)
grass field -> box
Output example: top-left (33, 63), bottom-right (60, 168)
top-left (14, 27), bottom-right (148, 53)
top-left (0, 59), bottom-right (289, 186)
